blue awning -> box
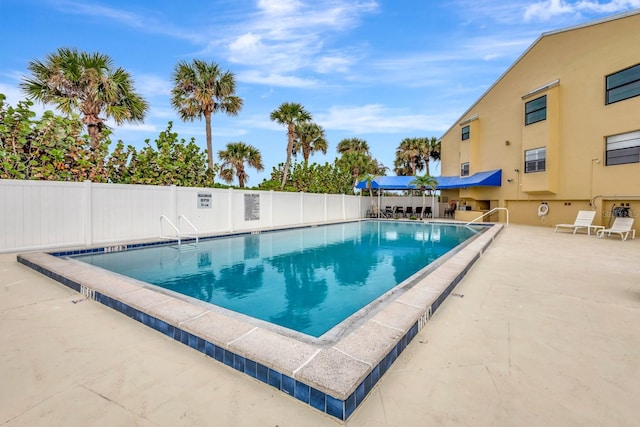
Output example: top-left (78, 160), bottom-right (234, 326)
top-left (355, 169), bottom-right (502, 190)
top-left (355, 175), bottom-right (417, 190)
top-left (435, 169), bottom-right (502, 189)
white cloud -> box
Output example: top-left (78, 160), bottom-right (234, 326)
top-left (134, 74), bottom-right (172, 97)
top-left (223, 1), bottom-right (378, 76)
top-left (49, 0), bottom-right (205, 43)
top-left (317, 104), bottom-right (453, 134)
top-left (236, 70), bottom-right (318, 88)
top-left (0, 82), bottom-right (24, 106)
top-left (524, 0), bottom-right (640, 21)
top-left (315, 54), bottom-right (354, 74)
top-left (112, 122), bottom-right (158, 133)
top-left (257, 0), bottom-right (303, 16)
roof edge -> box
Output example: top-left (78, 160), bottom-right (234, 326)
top-left (439, 8), bottom-right (640, 138)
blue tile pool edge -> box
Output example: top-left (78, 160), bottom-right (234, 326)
top-left (17, 222), bottom-right (504, 422)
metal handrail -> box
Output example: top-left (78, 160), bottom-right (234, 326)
top-left (160, 215), bottom-right (181, 245)
top-left (465, 207), bottom-right (509, 227)
top-left (178, 214), bottom-right (199, 243)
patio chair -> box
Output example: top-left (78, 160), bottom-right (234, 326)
top-left (424, 207), bottom-right (433, 218)
top-left (384, 206), bottom-right (393, 218)
top-left (553, 210), bottom-right (599, 235)
top-left (394, 206), bottom-right (405, 218)
top-left (415, 206), bottom-right (423, 218)
top-left (597, 217), bottom-right (636, 241)
top-left (405, 207), bottom-right (414, 217)
top-left (444, 203), bottom-right (456, 218)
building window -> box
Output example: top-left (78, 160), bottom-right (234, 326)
top-left (525, 95), bottom-right (546, 125)
top-left (606, 130), bottom-right (640, 165)
top-left (525, 147), bottom-right (546, 173)
top-left (606, 64), bottom-right (640, 105)
top-left (461, 125), bottom-right (470, 141)
top-left (461, 162), bottom-right (469, 176)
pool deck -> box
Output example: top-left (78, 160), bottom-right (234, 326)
top-left (2, 223), bottom-right (640, 426)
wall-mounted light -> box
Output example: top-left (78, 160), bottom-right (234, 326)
top-left (505, 140), bottom-right (510, 146)
top-left (592, 158), bottom-right (600, 164)
top-left (507, 179), bottom-right (513, 183)
top-left (514, 169), bottom-right (520, 172)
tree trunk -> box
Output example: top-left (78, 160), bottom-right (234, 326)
top-left (205, 111), bottom-right (214, 171)
top-left (238, 166), bottom-right (245, 188)
top-left (281, 123), bottom-right (295, 189)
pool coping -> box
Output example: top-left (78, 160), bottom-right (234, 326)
top-left (17, 220), bottom-right (504, 422)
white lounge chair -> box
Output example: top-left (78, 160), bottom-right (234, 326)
top-left (597, 217), bottom-right (636, 241)
top-left (554, 210), bottom-right (599, 235)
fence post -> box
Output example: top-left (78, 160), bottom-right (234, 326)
top-left (324, 193), bottom-right (328, 222)
top-left (270, 190), bottom-right (274, 228)
top-left (84, 180), bottom-right (93, 246)
top-left (228, 187), bottom-right (234, 232)
top-left (171, 185), bottom-right (177, 224)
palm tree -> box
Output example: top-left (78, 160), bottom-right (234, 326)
top-left (423, 137), bottom-right (441, 176)
top-left (20, 47), bottom-right (149, 150)
top-left (336, 137), bottom-right (377, 188)
top-left (394, 137), bottom-right (425, 176)
top-left (394, 137), bottom-right (441, 176)
top-left (336, 137), bottom-right (370, 155)
top-left (360, 172), bottom-right (378, 215)
top-left (341, 151), bottom-right (375, 188)
top-left (293, 122), bottom-right (327, 165)
top-left (171, 59), bottom-right (243, 171)
top-left (218, 142), bottom-right (263, 188)
top-left (270, 102), bottom-right (312, 189)
top-left (409, 174), bottom-right (439, 218)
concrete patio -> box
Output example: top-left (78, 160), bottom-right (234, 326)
top-left (1, 224), bottom-right (639, 426)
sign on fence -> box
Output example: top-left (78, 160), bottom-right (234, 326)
top-left (198, 192), bottom-right (212, 208)
top-left (244, 194), bottom-right (260, 220)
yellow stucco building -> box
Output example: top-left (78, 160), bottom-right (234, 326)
top-left (438, 10), bottom-right (640, 234)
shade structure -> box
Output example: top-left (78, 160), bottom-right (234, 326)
top-left (355, 169), bottom-right (502, 190)
top-left (355, 175), bottom-right (417, 190)
top-left (435, 169), bottom-right (502, 189)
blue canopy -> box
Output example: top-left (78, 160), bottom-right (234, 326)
top-left (355, 175), bottom-right (417, 190)
top-left (355, 169), bottom-right (502, 190)
top-left (435, 169), bottom-right (502, 189)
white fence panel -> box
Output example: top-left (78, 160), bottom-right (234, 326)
top-left (0, 179), bottom-right (366, 253)
top-left (230, 189), bottom-right (274, 232)
top-left (344, 195), bottom-right (362, 219)
top-left (0, 180), bottom-right (86, 251)
top-left (302, 193), bottom-right (326, 223)
top-left (91, 183), bottom-right (173, 244)
top-left (325, 195), bottom-right (344, 221)
top-left (272, 192), bottom-right (304, 227)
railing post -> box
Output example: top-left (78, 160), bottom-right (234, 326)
top-left (464, 207), bottom-right (509, 227)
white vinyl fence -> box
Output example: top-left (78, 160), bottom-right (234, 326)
top-left (0, 179), bottom-right (364, 253)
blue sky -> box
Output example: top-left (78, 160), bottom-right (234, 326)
top-left (1, 0), bottom-right (639, 186)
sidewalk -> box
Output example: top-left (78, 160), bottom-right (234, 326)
top-left (1, 225), bottom-right (639, 426)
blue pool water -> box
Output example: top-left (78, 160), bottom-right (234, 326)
top-left (74, 221), bottom-right (483, 337)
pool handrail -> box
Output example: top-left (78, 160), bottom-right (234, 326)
top-left (465, 207), bottom-right (509, 227)
top-left (178, 214), bottom-right (199, 244)
top-left (160, 215), bottom-right (181, 245)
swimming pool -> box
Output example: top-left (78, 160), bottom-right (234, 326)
top-left (18, 220), bottom-right (503, 421)
top-left (73, 221), bottom-right (483, 337)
